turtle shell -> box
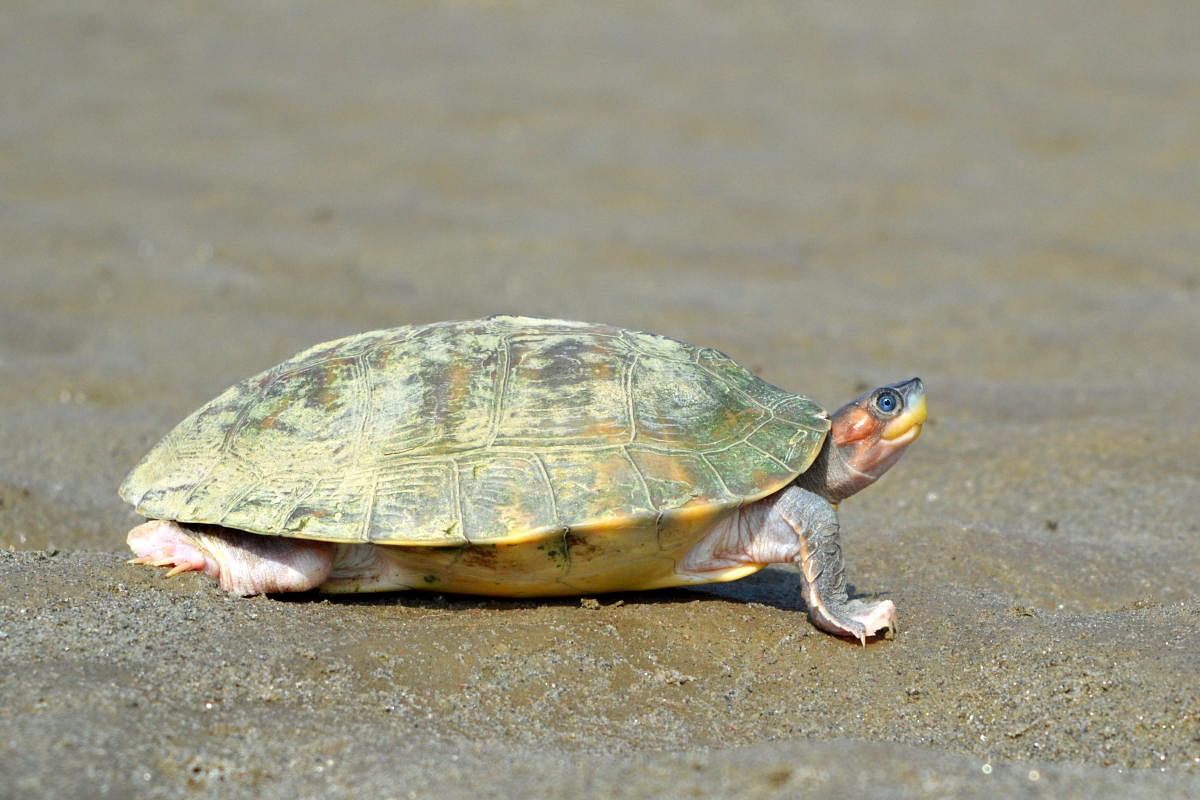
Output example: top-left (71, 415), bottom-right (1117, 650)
top-left (120, 316), bottom-right (830, 546)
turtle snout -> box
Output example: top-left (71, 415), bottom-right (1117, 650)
top-left (894, 377), bottom-right (925, 415)
top-left (880, 379), bottom-right (926, 442)
top-left (896, 377), bottom-right (923, 397)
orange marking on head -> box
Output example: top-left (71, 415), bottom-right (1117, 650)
top-left (831, 407), bottom-right (877, 446)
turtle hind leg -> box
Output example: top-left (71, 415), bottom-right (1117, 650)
top-left (318, 544), bottom-right (420, 594)
top-left (126, 520), bottom-right (334, 595)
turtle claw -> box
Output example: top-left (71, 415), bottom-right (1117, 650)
top-left (811, 598), bottom-right (896, 644)
top-left (848, 598), bottom-right (897, 641)
top-left (165, 562), bottom-right (199, 578)
top-left (130, 550), bottom-right (207, 577)
top-left (126, 520), bottom-right (212, 580)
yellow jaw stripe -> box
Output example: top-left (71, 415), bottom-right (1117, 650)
top-left (881, 395), bottom-right (927, 441)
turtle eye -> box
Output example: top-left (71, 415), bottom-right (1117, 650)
top-left (874, 389), bottom-right (901, 415)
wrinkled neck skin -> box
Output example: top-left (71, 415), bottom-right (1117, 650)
top-left (793, 437), bottom-right (877, 505)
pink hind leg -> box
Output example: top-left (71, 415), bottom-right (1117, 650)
top-left (127, 520), bottom-right (334, 595)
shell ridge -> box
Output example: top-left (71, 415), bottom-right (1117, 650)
top-left (350, 352), bottom-right (374, 544)
top-left (275, 354), bottom-right (354, 382)
top-left (620, 444), bottom-right (656, 512)
top-left (743, 440), bottom-right (792, 471)
top-left (699, 415), bottom-right (775, 455)
top-left (351, 352), bottom-right (376, 542)
top-left (621, 330), bottom-right (693, 362)
top-left (485, 334), bottom-right (512, 447)
top-left (698, 452), bottom-right (735, 499)
top-left (533, 452), bottom-right (561, 528)
top-left (623, 352), bottom-right (639, 444)
top-left (769, 394), bottom-right (832, 432)
top-left (350, 352), bottom-right (373, 458)
top-left (451, 460), bottom-right (467, 542)
top-left (359, 470), bottom-right (380, 542)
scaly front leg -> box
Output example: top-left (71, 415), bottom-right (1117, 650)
top-left (676, 486), bottom-right (895, 643)
top-left (774, 486), bottom-right (895, 644)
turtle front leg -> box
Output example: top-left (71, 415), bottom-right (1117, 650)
top-left (127, 520), bottom-right (334, 595)
top-left (773, 487), bottom-right (895, 644)
top-left (682, 486), bottom-right (895, 643)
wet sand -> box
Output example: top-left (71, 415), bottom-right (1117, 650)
top-left (2, 2), bottom-right (1199, 797)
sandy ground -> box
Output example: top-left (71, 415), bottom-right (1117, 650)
top-left (2, 1), bottom-right (1199, 797)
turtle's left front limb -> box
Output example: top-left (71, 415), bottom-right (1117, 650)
top-left (773, 487), bottom-right (895, 644)
top-left (680, 485), bottom-right (895, 643)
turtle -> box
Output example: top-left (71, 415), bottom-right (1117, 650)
top-left (121, 316), bottom-right (926, 642)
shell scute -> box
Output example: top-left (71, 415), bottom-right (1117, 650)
top-left (630, 355), bottom-right (769, 449)
top-left (538, 448), bottom-right (656, 528)
top-left (456, 453), bottom-right (555, 542)
top-left (492, 331), bottom-right (631, 448)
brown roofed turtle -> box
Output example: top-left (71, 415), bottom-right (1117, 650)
top-left (121, 316), bottom-right (926, 643)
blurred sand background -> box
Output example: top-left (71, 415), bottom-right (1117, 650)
top-left (2, 1), bottom-right (1198, 797)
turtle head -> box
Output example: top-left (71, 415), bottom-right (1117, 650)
top-left (810, 378), bottom-right (926, 502)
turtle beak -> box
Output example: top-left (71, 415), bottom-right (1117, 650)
top-left (881, 378), bottom-right (927, 443)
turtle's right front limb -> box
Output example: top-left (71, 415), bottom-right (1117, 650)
top-left (772, 487), bottom-right (896, 644)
